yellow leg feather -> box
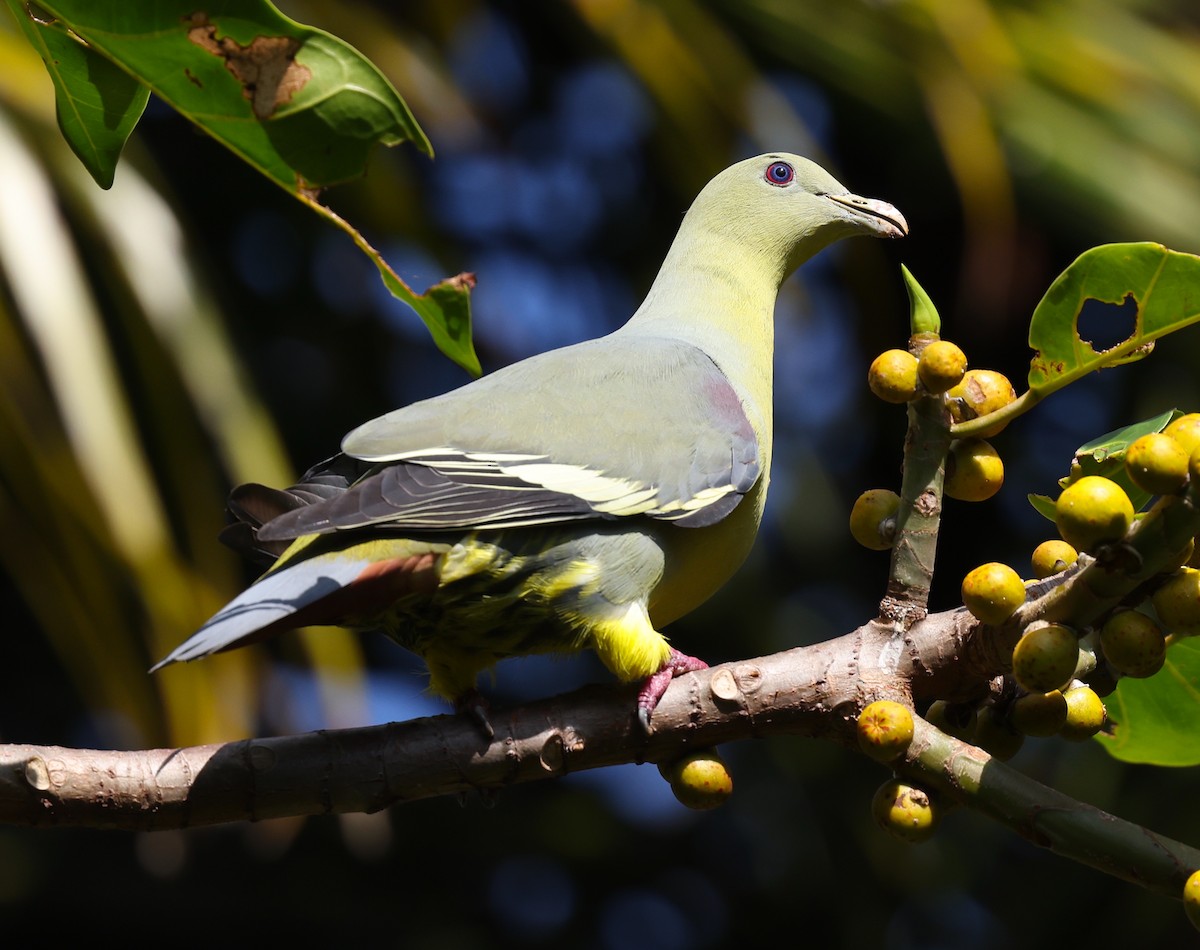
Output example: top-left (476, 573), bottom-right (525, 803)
top-left (587, 601), bottom-right (672, 683)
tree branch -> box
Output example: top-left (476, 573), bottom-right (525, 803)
top-left (2, 602), bottom-right (1197, 910)
top-left (0, 631), bottom-right (883, 830)
top-left (901, 717), bottom-right (1200, 901)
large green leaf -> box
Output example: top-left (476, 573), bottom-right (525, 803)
top-left (1099, 639), bottom-right (1200, 766)
top-left (34, 0), bottom-right (431, 187)
top-left (18, 0), bottom-right (480, 375)
top-left (6, 0), bottom-right (149, 188)
top-left (1028, 243), bottom-right (1200, 393)
top-left (953, 244), bottom-right (1200, 440)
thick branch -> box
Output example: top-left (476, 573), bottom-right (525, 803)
top-left (901, 718), bottom-right (1200, 901)
top-left (3, 601), bottom-right (1196, 905)
top-left (0, 623), bottom-right (923, 830)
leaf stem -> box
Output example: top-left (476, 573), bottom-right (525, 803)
top-left (949, 385), bottom-right (1042, 439)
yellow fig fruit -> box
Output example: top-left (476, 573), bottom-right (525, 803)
top-left (1099, 610), bottom-right (1166, 679)
top-left (947, 369), bottom-right (1016, 437)
top-left (1054, 475), bottom-right (1133, 553)
top-left (868, 350), bottom-right (920, 404)
top-left (1165, 413), bottom-right (1200, 457)
top-left (1059, 685), bottom-right (1106, 741)
top-left (917, 340), bottom-right (967, 393)
top-left (944, 439), bottom-right (1004, 502)
top-left (961, 562), bottom-right (1025, 625)
top-left (871, 779), bottom-right (938, 844)
top-left (1012, 623), bottom-right (1079, 693)
top-left (1030, 540), bottom-right (1078, 579)
top-left (1010, 689), bottom-right (1068, 737)
top-left (663, 751), bottom-right (733, 810)
top-left (1125, 433), bottom-right (1189, 496)
top-left (850, 489), bottom-right (901, 551)
top-left (1152, 568), bottom-right (1200, 633)
top-left (857, 700), bottom-right (915, 763)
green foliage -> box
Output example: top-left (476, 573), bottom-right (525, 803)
top-left (5, 0), bottom-right (149, 187)
top-left (1028, 243), bottom-right (1200, 393)
top-left (896, 241), bottom-right (1200, 769)
top-left (10, 0), bottom-right (479, 374)
top-left (26, 0), bottom-right (431, 187)
top-left (1028, 410), bottom-right (1181, 520)
top-left (994, 246), bottom-right (1200, 764)
top-left (1101, 640), bottom-right (1200, 766)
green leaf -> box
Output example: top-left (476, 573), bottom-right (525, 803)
top-left (1066, 410), bottom-right (1184, 511)
top-left (1026, 410), bottom-right (1186, 521)
top-left (35, 0), bottom-right (432, 187)
top-left (1027, 493), bottom-right (1057, 523)
top-left (303, 197), bottom-right (481, 377)
top-left (1098, 639), bottom-right (1200, 766)
top-left (1072, 410), bottom-right (1181, 466)
top-left (901, 264), bottom-right (940, 335)
top-left (6, 0), bottom-right (149, 188)
top-left (1028, 243), bottom-right (1200, 395)
top-left (24, 0), bottom-right (479, 374)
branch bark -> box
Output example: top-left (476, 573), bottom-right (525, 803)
top-left (3, 605), bottom-right (1198, 908)
top-left (1, 628), bottom-right (888, 830)
top-left (901, 718), bottom-right (1200, 901)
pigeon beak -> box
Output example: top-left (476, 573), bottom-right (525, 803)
top-left (826, 193), bottom-right (909, 239)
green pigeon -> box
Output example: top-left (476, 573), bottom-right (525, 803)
top-left (154, 153), bottom-right (907, 731)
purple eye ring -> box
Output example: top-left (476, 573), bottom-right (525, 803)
top-left (765, 161), bottom-right (794, 186)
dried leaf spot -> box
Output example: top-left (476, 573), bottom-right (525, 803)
top-left (186, 14), bottom-right (311, 119)
top-left (1077, 294), bottom-right (1139, 353)
top-left (295, 176), bottom-right (322, 201)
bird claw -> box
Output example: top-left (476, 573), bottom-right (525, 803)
top-left (636, 648), bottom-right (708, 733)
top-left (454, 689), bottom-right (495, 740)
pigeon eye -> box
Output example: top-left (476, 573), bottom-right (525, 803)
top-left (765, 161), bottom-right (794, 186)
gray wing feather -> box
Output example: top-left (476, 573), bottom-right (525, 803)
top-left (150, 555), bottom-right (369, 669)
top-left (252, 336), bottom-right (761, 541)
top-left (257, 463), bottom-right (597, 541)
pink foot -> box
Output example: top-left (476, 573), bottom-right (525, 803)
top-left (636, 648), bottom-right (709, 732)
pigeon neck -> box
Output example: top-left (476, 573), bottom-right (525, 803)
top-left (622, 224), bottom-right (792, 449)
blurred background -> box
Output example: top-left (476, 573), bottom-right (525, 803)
top-left (2, 0), bottom-right (1200, 944)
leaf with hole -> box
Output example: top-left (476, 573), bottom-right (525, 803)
top-left (1028, 243), bottom-right (1200, 395)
